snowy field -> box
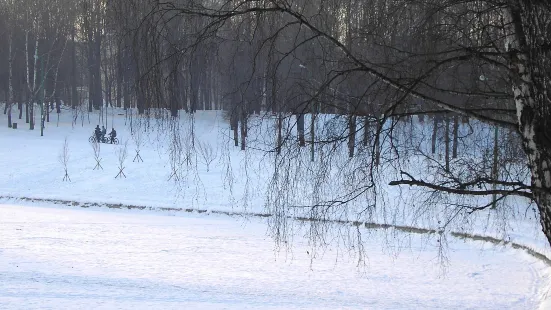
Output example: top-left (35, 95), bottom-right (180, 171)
top-left (0, 203), bottom-right (549, 309)
top-left (1, 107), bottom-right (551, 308)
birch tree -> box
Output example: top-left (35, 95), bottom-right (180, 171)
top-left (6, 3), bottom-right (14, 128)
top-left (502, 0), bottom-right (551, 243)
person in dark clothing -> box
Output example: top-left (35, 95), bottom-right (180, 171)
top-left (94, 125), bottom-right (101, 142)
top-left (101, 126), bottom-right (107, 142)
top-left (109, 128), bottom-right (117, 143)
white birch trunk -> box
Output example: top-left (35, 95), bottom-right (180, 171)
top-left (506, 3), bottom-right (551, 246)
top-left (33, 20), bottom-right (40, 96)
top-left (25, 31), bottom-right (31, 94)
top-left (7, 31), bottom-right (13, 128)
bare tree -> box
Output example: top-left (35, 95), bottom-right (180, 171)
top-left (59, 137), bottom-right (70, 181)
top-left (197, 140), bottom-right (216, 172)
top-left (131, 125), bottom-right (144, 162)
top-left (2, 0), bottom-right (546, 251)
top-left (91, 140), bottom-right (103, 170)
top-left (119, 0), bottom-right (551, 248)
top-left (115, 140), bottom-right (128, 178)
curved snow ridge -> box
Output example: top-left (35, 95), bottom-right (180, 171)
top-left (2, 194), bottom-right (551, 265)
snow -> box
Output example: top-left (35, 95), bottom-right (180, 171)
top-left (0, 106), bottom-right (551, 308)
top-left (0, 204), bottom-right (548, 309)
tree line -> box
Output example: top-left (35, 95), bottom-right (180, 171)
top-left (2, 0), bottom-right (551, 248)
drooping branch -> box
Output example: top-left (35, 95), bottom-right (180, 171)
top-left (389, 171), bottom-right (534, 199)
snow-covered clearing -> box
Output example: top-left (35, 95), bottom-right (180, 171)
top-left (0, 204), bottom-right (548, 309)
top-left (1, 107), bottom-right (551, 308)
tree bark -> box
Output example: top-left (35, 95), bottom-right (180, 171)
top-left (7, 100), bottom-right (12, 128)
top-left (310, 108), bottom-right (315, 162)
top-left (25, 89), bottom-right (29, 124)
top-left (452, 114), bottom-right (459, 158)
top-left (507, 2), bottom-right (551, 246)
top-left (55, 90), bottom-right (61, 114)
top-left (240, 108), bottom-right (246, 151)
top-left (29, 101), bottom-right (34, 130)
top-left (93, 32), bottom-right (103, 110)
top-left (431, 115), bottom-right (439, 154)
top-left (375, 118), bottom-right (381, 167)
top-left (71, 26), bottom-right (78, 109)
top-left (491, 126), bottom-right (499, 209)
top-left (348, 115), bottom-right (356, 158)
top-left (170, 61), bottom-right (179, 117)
top-left (46, 100), bottom-right (50, 123)
top-left (7, 31), bottom-right (13, 128)
top-left (363, 116), bottom-right (370, 147)
top-left (123, 49), bottom-right (131, 110)
top-left (116, 44), bottom-right (123, 109)
top-left (445, 115), bottom-right (450, 171)
top-left (297, 113), bottom-right (305, 147)
top-left (231, 108), bottom-right (239, 147)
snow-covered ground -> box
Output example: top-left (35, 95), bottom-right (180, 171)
top-left (0, 203), bottom-right (548, 309)
top-left (1, 106), bottom-right (551, 308)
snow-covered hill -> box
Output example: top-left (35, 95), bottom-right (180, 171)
top-left (1, 106), bottom-right (551, 308)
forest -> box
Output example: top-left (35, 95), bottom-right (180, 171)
top-left (1, 0), bottom-right (551, 247)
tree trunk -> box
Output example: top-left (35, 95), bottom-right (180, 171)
top-left (231, 109), bottom-right (239, 147)
top-left (85, 13), bottom-right (95, 112)
top-left (310, 109), bottom-right (315, 162)
top-left (189, 56), bottom-right (199, 114)
top-left (507, 2), bottom-right (551, 246)
top-left (297, 113), bottom-right (305, 147)
top-left (7, 104), bottom-right (12, 128)
top-left (276, 113), bottom-right (283, 155)
top-left (201, 66), bottom-right (210, 110)
top-left (233, 125), bottom-right (239, 147)
top-left (348, 115), bottom-right (356, 158)
top-left (491, 126), bottom-right (499, 209)
top-left (123, 53), bottom-right (130, 110)
top-left (452, 114), bottom-right (459, 158)
top-left (17, 88), bottom-right (23, 120)
top-left (170, 63), bottom-right (179, 117)
top-left (25, 93), bottom-right (29, 124)
top-left (375, 118), bottom-right (381, 166)
top-left (71, 26), bottom-right (78, 109)
top-left (94, 34), bottom-right (103, 110)
top-left (29, 101), bottom-right (34, 130)
top-left (55, 91), bottom-right (61, 114)
top-left (445, 115), bottom-right (450, 171)
top-left (46, 101), bottom-right (50, 123)
top-left (240, 109), bottom-right (246, 151)
top-left (39, 56), bottom-right (45, 136)
top-left (116, 45), bottom-right (123, 109)
top-left (7, 31), bottom-right (13, 128)
top-left (136, 83), bottom-right (145, 115)
top-left (180, 72), bottom-right (188, 113)
top-left (363, 116), bottom-right (370, 147)
top-left (135, 58), bottom-right (145, 114)
top-left (431, 115), bottom-right (439, 154)
top-left (87, 46), bottom-right (95, 112)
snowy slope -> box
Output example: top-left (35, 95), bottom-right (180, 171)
top-left (0, 204), bottom-right (548, 309)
